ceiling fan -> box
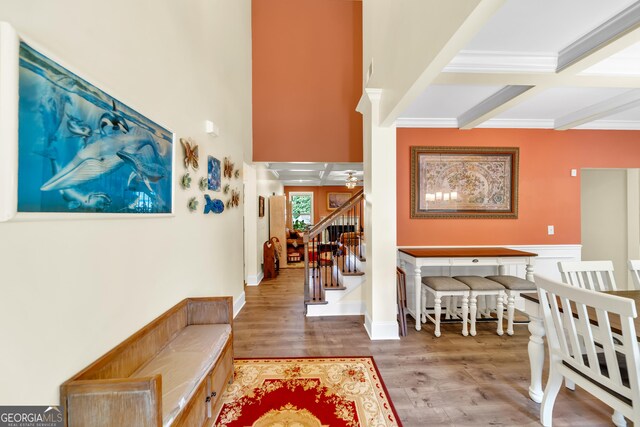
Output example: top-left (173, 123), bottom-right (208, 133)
top-left (345, 171), bottom-right (362, 189)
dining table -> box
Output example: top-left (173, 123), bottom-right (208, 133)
top-left (521, 289), bottom-right (640, 403)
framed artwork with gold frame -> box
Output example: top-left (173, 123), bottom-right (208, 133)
top-left (327, 192), bottom-right (351, 210)
top-left (410, 146), bottom-right (519, 219)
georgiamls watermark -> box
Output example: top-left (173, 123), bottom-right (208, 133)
top-left (0, 406), bottom-right (63, 427)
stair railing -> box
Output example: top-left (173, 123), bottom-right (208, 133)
top-left (303, 189), bottom-right (365, 306)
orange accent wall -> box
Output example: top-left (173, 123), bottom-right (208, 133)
top-left (397, 128), bottom-right (640, 246)
top-left (284, 186), bottom-right (360, 224)
top-left (252, 0), bottom-right (363, 163)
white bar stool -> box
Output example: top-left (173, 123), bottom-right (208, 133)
top-left (486, 275), bottom-right (536, 335)
top-left (453, 276), bottom-right (506, 336)
top-left (421, 277), bottom-right (470, 337)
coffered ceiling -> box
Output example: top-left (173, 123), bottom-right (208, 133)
top-left (263, 162), bottom-right (363, 187)
top-left (397, 0), bottom-right (640, 130)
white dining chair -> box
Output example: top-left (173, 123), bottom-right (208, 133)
top-left (536, 275), bottom-right (640, 427)
top-left (628, 260), bottom-right (640, 290)
top-left (558, 260), bottom-right (617, 291)
top-left (557, 260), bottom-right (627, 425)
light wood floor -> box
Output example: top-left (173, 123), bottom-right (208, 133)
top-left (234, 269), bottom-right (615, 426)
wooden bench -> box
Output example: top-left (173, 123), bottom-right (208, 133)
top-left (60, 297), bottom-right (234, 427)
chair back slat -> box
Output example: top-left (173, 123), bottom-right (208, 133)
top-left (558, 261), bottom-right (617, 291)
top-left (628, 260), bottom-right (640, 290)
top-left (559, 296), bottom-right (583, 365)
top-left (576, 302), bottom-right (600, 373)
top-left (536, 275), bottom-right (638, 407)
top-left (595, 308), bottom-right (623, 386)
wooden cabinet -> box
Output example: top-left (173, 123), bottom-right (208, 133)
top-left (177, 383), bottom-right (208, 427)
top-left (209, 342), bottom-right (234, 417)
top-left (269, 195), bottom-right (287, 261)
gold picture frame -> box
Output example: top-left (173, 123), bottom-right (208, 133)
top-left (327, 192), bottom-right (351, 210)
top-left (410, 146), bottom-right (519, 219)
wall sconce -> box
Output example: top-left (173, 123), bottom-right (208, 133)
top-left (205, 120), bottom-right (219, 136)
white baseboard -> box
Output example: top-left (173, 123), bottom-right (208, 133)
top-left (364, 312), bottom-right (399, 340)
top-left (233, 291), bottom-right (246, 318)
top-left (306, 301), bottom-right (364, 317)
top-left (246, 271), bottom-right (263, 286)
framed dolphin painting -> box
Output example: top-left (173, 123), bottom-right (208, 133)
top-left (0, 24), bottom-right (174, 221)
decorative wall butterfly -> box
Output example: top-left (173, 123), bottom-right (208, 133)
top-left (223, 157), bottom-right (234, 178)
top-left (180, 138), bottom-right (199, 170)
top-left (231, 189), bottom-right (240, 207)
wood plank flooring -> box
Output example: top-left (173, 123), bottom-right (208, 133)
top-left (233, 269), bottom-right (615, 426)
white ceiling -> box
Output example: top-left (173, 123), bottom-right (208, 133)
top-left (263, 162), bottom-right (363, 187)
top-left (397, 0), bottom-right (640, 130)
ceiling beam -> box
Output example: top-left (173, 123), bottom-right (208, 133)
top-left (434, 72), bottom-right (640, 88)
top-left (557, 2), bottom-right (640, 73)
top-left (379, 0), bottom-right (505, 126)
top-left (319, 163), bottom-right (334, 186)
top-left (457, 85), bottom-right (536, 129)
top-left (430, 3), bottom-right (640, 130)
top-left (554, 89), bottom-right (640, 130)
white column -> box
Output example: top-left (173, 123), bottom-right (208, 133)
top-left (627, 169), bottom-right (640, 289)
top-left (243, 163), bottom-right (260, 285)
top-left (359, 88), bottom-right (399, 340)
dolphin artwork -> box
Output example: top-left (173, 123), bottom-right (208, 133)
top-left (34, 147), bottom-right (112, 210)
top-left (99, 100), bottom-right (130, 136)
top-left (117, 150), bottom-right (168, 193)
top-left (40, 132), bottom-right (161, 192)
top-left (18, 42), bottom-right (173, 214)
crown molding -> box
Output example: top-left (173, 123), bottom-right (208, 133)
top-left (444, 50), bottom-right (557, 73)
top-left (395, 117), bottom-right (554, 129)
top-left (575, 120), bottom-right (640, 130)
top-left (395, 116), bottom-right (640, 130)
top-left (395, 118), bottom-right (457, 128)
top-left (477, 118), bottom-right (553, 129)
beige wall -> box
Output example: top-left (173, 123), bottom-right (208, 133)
top-left (0, 0), bottom-right (251, 404)
top-left (581, 169), bottom-right (629, 288)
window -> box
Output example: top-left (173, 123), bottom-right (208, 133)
top-left (289, 192), bottom-right (313, 230)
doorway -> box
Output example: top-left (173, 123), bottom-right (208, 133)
top-left (581, 169), bottom-right (640, 289)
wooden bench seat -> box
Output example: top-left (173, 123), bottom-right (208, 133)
top-left (61, 297), bottom-right (234, 427)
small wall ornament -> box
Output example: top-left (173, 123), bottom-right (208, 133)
top-left (223, 157), bottom-right (234, 178)
top-left (198, 177), bottom-right (207, 191)
top-left (181, 173), bottom-right (192, 189)
top-left (204, 195), bottom-right (224, 214)
top-left (187, 197), bottom-right (198, 212)
top-left (227, 189), bottom-right (240, 208)
top-left (180, 138), bottom-right (199, 170)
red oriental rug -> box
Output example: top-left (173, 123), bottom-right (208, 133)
top-left (214, 357), bottom-right (402, 427)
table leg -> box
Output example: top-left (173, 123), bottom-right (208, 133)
top-left (414, 266), bottom-right (422, 331)
top-left (528, 310), bottom-right (546, 403)
top-left (526, 259), bottom-right (535, 282)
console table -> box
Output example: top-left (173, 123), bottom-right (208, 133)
top-left (398, 247), bottom-right (537, 331)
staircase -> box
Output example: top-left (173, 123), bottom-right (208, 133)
top-left (303, 189), bottom-right (366, 316)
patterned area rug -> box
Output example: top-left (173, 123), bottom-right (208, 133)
top-left (214, 357), bottom-right (401, 426)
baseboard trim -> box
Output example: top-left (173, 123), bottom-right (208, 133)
top-left (246, 272), bottom-right (263, 286)
top-left (233, 291), bottom-right (246, 318)
top-left (306, 301), bottom-right (364, 317)
top-left (364, 312), bottom-right (399, 340)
